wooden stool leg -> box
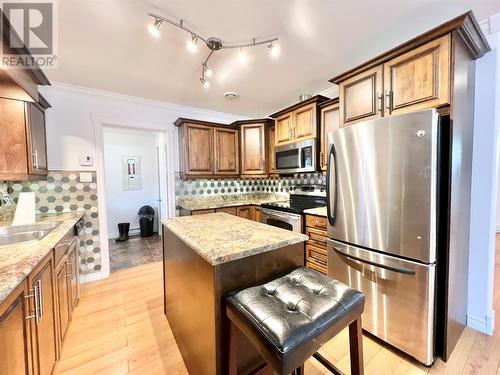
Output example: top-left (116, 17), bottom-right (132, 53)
top-left (228, 321), bottom-right (239, 375)
top-left (348, 316), bottom-right (364, 375)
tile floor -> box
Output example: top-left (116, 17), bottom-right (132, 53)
top-left (108, 234), bottom-right (162, 272)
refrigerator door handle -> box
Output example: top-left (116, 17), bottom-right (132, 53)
top-left (331, 244), bottom-right (417, 275)
top-left (326, 143), bottom-right (337, 226)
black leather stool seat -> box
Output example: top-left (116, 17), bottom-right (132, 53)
top-left (226, 267), bottom-right (365, 374)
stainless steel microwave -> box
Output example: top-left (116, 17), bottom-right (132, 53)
top-left (275, 138), bottom-right (317, 174)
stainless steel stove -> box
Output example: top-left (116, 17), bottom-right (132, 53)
top-left (261, 185), bottom-right (326, 233)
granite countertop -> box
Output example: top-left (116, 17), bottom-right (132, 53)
top-left (163, 213), bottom-right (308, 266)
top-left (0, 212), bottom-right (85, 304)
top-left (177, 193), bottom-right (289, 211)
top-left (303, 206), bottom-right (327, 217)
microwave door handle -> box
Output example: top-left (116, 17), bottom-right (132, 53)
top-left (326, 143), bottom-right (337, 225)
top-left (332, 246), bottom-right (416, 275)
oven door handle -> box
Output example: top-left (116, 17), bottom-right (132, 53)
top-left (262, 209), bottom-right (300, 221)
top-left (332, 245), bottom-right (416, 275)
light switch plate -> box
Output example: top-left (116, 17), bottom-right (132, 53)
top-left (79, 172), bottom-right (93, 182)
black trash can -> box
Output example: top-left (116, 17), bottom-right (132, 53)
top-left (138, 205), bottom-right (155, 237)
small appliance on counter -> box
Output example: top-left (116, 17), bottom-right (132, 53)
top-left (261, 185), bottom-right (326, 233)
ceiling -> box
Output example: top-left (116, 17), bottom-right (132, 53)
top-left (45, 0), bottom-right (500, 117)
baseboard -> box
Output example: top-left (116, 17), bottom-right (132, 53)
top-left (467, 310), bottom-right (496, 335)
top-left (79, 268), bottom-right (110, 284)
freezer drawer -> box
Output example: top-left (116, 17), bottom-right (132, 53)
top-left (328, 239), bottom-right (435, 365)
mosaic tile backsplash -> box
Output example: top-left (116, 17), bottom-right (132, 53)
top-left (175, 172), bottom-right (326, 202)
top-left (6, 171), bottom-right (101, 275)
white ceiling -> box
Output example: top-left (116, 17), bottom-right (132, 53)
top-left (46, 0), bottom-right (500, 117)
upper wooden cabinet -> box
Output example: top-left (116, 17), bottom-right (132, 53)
top-left (384, 34), bottom-right (450, 116)
top-left (270, 95), bottom-right (327, 147)
top-left (339, 66), bottom-right (383, 126)
top-left (331, 13), bottom-right (489, 128)
top-left (176, 118), bottom-right (239, 178)
top-left (267, 125), bottom-right (277, 175)
top-left (319, 99), bottom-right (340, 171)
top-left (237, 121), bottom-right (267, 176)
top-left (0, 95), bottom-right (50, 181)
top-left (214, 127), bottom-right (239, 175)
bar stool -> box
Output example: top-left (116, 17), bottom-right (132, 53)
top-left (225, 267), bottom-right (365, 375)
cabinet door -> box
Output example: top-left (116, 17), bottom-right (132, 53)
top-left (294, 103), bottom-right (316, 140)
top-left (68, 242), bottom-right (79, 314)
top-left (253, 206), bottom-right (262, 223)
top-left (383, 34), bottom-right (450, 115)
top-left (275, 113), bottom-right (293, 146)
top-left (26, 103), bottom-right (48, 175)
top-left (267, 125), bottom-right (276, 174)
top-left (320, 103), bottom-right (340, 171)
top-left (192, 209), bottom-right (216, 215)
top-left (213, 127), bottom-right (239, 175)
top-left (29, 257), bottom-right (57, 375)
top-left (237, 206), bottom-right (253, 220)
top-left (339, 65), bottom-right (383, 127)
top-left (183, 123), bottom-right (214, 175)
top-left (0, 280), bottom-right (33, 375)
top-left (240, 123), bottom-right (266, 175)
top-left (0, 98), bottom-right (28, 179)
top-left (215, 207), bottom-right (237, 216)
top-left (56, 261), bottom-right (70, 344)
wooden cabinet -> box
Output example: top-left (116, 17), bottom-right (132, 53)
top-left (0, 96), bottom-right (50, 181)
top-left (271, 96), bottom-right (327, 147)
top-left (319, 99), bottom-right (340, 171)
top-left (176, 118), bottom-right (240, 178)
top-left (28, 253), bottom-right (57, 375)
top-left (68, 243), bottom-right (79, 313)
top-left (267, 125), bottom-right (276, 175)
top-left (339, 66), bottom-right (383, 127)
top-left (215, 207), bottom-right (237, 216)
top-left (237, 206), bottom-right (253, 220)
top-left (191, 209), bottom-right (216, 215)
top-left (384, 34), bottom-right (450, 115)
top-left (56, 261), bottom-right (70, 344)
top-left (0, 280), bottom-right (33, 375)
top-left (305, 215), bottom-right (328, 274)
top-left (239, 122), bottom-right (266, 176)
top-left (214, 127), bottom-right (239, 175)
top-left (253, 206), bottom-right (262, 223)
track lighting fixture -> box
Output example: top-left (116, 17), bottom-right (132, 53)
top-left (148, 18), bottom-right (162, 38)
top-left (147, 12), bottom-right (279, 87)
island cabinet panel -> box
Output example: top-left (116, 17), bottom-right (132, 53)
top-left (320, 101), bottom-right (340, 171)
top-left (384, 34), bottom-right (450, 115)
top-left (214, 127), bottom-right (239, 175)
top-left (0, 280), bottom-right (33, 375)
top-left (184, 123), bottom-right (214, 175)
top-left (275, 113), bottom-right (293, 146)
top-left (28, 253), bottom-right (57, 375)
top-left (339, 65), bottom-right (383, 127)
top-left (240, 123), bottom-right (266, 176)
top-left (267, 125), bottom-right (277, 174)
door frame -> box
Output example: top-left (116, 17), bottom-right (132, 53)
top-left (84, 114), bottom-right (176, 283)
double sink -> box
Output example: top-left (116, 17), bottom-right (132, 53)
top-left (0, 221), bottom-right (62, 246)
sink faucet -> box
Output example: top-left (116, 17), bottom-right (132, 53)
top-left (0, 187), bottom-right (16, 222)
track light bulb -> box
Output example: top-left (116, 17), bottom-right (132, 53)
top-left (200, 77), bottom-right (210, 89)
top-left (238, 48), bottom-right (247, 64)
top-left (148, 19), bottom-right (162, 38)
top-left (268, 42), bottom-right (281, 58)
top-left (187, 35), bottom-right (198, 53)
top-left (203, 64), bottom-right (213, 77)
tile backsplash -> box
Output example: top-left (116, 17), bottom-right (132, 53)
top-left (175, 172), bottom-right (326, 202)
top-left (6, 171), bottom-right (101, 275)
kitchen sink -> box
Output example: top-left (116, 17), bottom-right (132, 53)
top-left (0, 221), bottom-right (62, 246)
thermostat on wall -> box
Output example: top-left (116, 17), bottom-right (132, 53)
top-left (79, 155), bottom-right (93, 166)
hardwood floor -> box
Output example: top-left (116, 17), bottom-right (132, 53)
top-left (56, 261), bottom-right (500, 375)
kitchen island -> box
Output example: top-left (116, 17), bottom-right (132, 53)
top-left (162, 213), bottom-right (308, 375)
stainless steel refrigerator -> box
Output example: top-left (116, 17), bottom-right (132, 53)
top-left (326, 109), bottom-right (440, 365)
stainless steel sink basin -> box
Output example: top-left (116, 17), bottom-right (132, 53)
top-left (0, 221), bottom-right (62, 246)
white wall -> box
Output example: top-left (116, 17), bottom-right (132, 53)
top-left (103, 128), bottom-right (160, 238)
top-left (467, 15), bottom-right (500, 335)
top-left (40, 83), bottom-right (244, 172)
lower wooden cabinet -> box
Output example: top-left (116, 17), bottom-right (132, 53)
top-left (215, 207), bottom-right (237, 216)
top-left (253, 206), bottom-right (262, 223)
top-left (305, 215), bottom-right (328, 274)
top-left (28, 253), bottom-right (58, 375)
top-left (0, 280), bottom-right (33, 375)
top-left (237, 206), bottom-right (253, 220)
top-left (189, 205), bottom-right (263, 223)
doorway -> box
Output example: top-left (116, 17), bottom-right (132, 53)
top-left (102, 126), bottom-right (164, 272)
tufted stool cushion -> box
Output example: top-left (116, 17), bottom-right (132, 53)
top-left (226, 267), bottom-right (365, 374)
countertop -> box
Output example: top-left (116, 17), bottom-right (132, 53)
top-left (0, 212), bottom-right (84, 304)
top-left (177, 193), bottom-right (289, 211)
top-left (303, 206), bottom-right (327, 217)
top-left (163, 213), bottom-right (308, 266)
